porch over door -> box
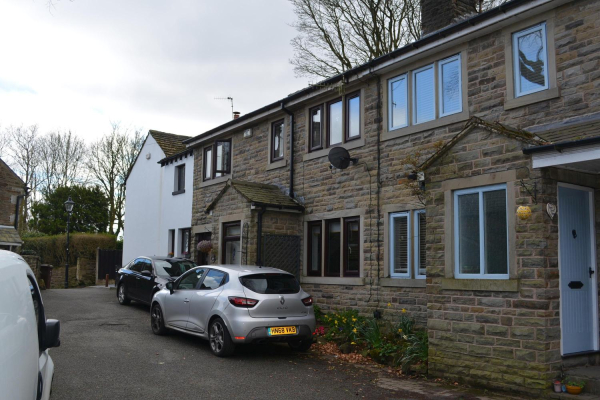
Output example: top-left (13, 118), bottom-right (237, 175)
top-left (559, 184), bottom-right (598, 355)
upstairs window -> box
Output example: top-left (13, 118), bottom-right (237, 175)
top-left (513, 23), bottom-right (548, 97)
top-left (174, 164), bottom-right (185, 194)
top-left (203, 139), bottom-right (231, 181)
top-left (309, 92), bottom-right (361, 152)
top-left (388, 54), bottom-right (462, 130)
top-left (271, 120), bottom-right (284, 162)
top-left (454, 184), bottom-right (508, 279)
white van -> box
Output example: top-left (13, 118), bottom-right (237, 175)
top-left (0, 250), bottom-right (60, 400)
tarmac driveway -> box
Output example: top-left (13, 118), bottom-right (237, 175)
top-left (43, 287), bottom-right (517, 400)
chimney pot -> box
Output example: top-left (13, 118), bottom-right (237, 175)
top-left (233, 111), bottom-right (241, 119)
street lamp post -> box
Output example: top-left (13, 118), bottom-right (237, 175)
top-left (64, 196), bottom-right (75, 289)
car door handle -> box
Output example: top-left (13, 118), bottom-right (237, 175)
top-left (184, 299), bottom-right (190, 303)
top-left (136, 277), bottom-right (141, 280)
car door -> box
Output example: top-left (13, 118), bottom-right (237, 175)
top-left (123, 258), bottom-right (143, 300)
top-left (186, 269), bottom-right (227, 333)
top-left (163, 267), bottom-right (207, 329)
top-left (138, 259), bottom-right (156, 304)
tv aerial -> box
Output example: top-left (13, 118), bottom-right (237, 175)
top-left (215, 96), bottom-right (235, 119)
top-left (328, 147), bottom-right (358, 170)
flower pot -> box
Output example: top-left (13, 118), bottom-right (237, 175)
top-left (566, 385), bottom-right (582, 395)
top-left (553, 381), bottom-right (562, 393)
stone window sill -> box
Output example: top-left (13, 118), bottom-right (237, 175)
top-left (382, 111), bottom-right (469, 142)
top-left (172, 189), bottom-right (185, 195)
top-left (200, 175), bottom-right (229, 188)
top-left (380, 278), bottom-right (426, 288)
top-left (302, 138), bottom-right (365, 162)
top-left (440, 278), bottom-right (518, 292)
top-left (504, 87), bottom-right (559, 111)
top-left (300, 276), bottom-right (364, 286)
top-left (266, 159), bottom-right (287, 171)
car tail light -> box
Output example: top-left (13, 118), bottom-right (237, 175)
top-left (228, 296), bottom-right (259, 308)
top-left (302, 296), bottom-right (313, 306)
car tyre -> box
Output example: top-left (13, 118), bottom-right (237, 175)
top-left (209, 317), bottom-right (235, 357)
top-left (117, 283), bottom-right (131, 305)
top-left (151, 303), bottom-right (168, 335)
top-left (289, 339), bottom-right (313, 352)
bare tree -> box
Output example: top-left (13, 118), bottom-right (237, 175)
top-left (6, 125), bottom-right (41, 232)
top-left (87, 123), bottom-right (143, 237)
top-left (0, 125), bottom-right (9, 159)
top-left (37, 130), bottom-right (87, 197)
top-left (289, 0), bottom-right (421, 79)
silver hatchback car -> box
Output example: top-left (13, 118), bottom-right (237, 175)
top-left (150, 265), bottom-right (316, 357)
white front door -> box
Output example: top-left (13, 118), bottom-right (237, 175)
top-left (558, 183), bottom-right (598, 355)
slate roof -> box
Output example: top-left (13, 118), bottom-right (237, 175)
top-left (149, 130), bottom-right (191, 158)
top-left (206, 180), bottom-right (304, 213)
top-left (534, 119), bottom-right (600, 144)
top-left (0, 226), bottom-right (22, 245)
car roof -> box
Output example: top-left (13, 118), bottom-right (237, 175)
top-left (203, 264), bottom-right (293, 276)
top-left (138, 256), bottom-right (192, 262)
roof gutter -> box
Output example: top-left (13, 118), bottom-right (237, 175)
top-left (523, 136), bottom-right (600, 155)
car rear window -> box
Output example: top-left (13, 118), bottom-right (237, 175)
top-left (240, 273), bottom-right (300, 294)
top-left (154, 260), bottom-right (196, 278)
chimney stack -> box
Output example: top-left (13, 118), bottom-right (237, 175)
top-left (233, 111), bottom-right (241, 119)
top-left (421, 0), bottom-right (479, 36)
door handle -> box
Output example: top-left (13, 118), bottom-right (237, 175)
top-left (184, 299), bottom-right (190, 303)
top-left (136, 277), bottom-right (141, 280)
top-left (590, 267), bottom-right (595, 278)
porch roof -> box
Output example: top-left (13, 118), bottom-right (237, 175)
top-left (523, 116), bottom-right (600, 173)
top-left (205, 180), bottom-right (304, 213)
top-left (0, 226), bottom-right (22, 246)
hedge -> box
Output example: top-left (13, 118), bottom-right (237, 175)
top-left (21, 233), bottom-right (118, 268)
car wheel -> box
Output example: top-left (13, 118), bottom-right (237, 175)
top-left (209, 317), bottom-right (235, 357)
top-left (151, 304), bottom-right (168, 335)
top-left (289, 339), bottom-right (313, 352)
top-left (117, 284), bottom-right (131, 305)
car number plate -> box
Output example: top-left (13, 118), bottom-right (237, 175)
top-left (268, 326), bottom-right (297, 336)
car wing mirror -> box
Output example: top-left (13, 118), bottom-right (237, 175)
top-left (141, 270), bottom-right (152, 277)
top-left (166, 281), bottom-right (174, 295)
top-left (43, 319), bottom-right (60, 350)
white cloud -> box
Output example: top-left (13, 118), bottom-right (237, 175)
top-left (0, 0), bottom-right (308, 141)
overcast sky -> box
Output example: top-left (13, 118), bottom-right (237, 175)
top-left (0, 0), bottom-right (309, 142)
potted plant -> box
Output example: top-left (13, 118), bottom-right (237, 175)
top-left (552, 379), bottom-right (562, 393)
top-left (565, 379), bottom-right (585, 395)
top-left (197, 240), bottom-right (213, 254)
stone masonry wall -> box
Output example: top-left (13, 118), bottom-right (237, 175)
top-left (0, 159), bottom-right (24, 227)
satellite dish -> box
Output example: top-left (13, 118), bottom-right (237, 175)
top-left (328, 147), bottom-right (358, 170)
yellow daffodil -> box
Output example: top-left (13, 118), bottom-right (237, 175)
top-left (352, 328), bottom-right (357, 333)
top-left (398, 329), bottom-right (403, 333)
top-left (352, 317), bottom-right (357, 322)
top-left (401, 308), bottom-right (407, 313)
top-left (387, 302), bottom-right (392, 307)
top-left (335, 320), bottom-right (338, 325)
top-left (351, 342), bottom-right (356, 345)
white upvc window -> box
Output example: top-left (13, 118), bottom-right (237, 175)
top-left (438, 54), bottom-right (462, 117)
top-left (414, 209), bottom-right (427, 279)
top-left (513, 23), bottom-right (549, 98)
top-left (390, 210), bottom-right (426, 278)
top-left (388, 74), bottom-right (408, 130)
top-left (412, 64), bottom-right (435, 125)
top-left (454, 184), bottom-right (509, 279)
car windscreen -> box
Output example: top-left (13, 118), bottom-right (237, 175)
top-left (154, 260), bottom-right (196, 278)
top-left (240, 273), bottom-right (300, 294)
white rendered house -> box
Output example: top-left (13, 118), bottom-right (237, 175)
top-left (123, 130), bottom-right (193, 265)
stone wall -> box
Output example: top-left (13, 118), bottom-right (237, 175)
top-left (49, 266), bottom-right (79, 289)
top-left (0, 158), bottom-right (24, 227)
top-left (76, 257), bottom-right (96, 286)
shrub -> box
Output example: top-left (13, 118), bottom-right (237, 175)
top-left (401, 331), bottom-right (428, 371)
top-left (321, 310), bottom-right (364, 344)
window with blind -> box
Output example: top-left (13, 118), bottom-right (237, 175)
top-left (389, 210), bottom-right (426, 278)
top-left (387, 54), bottom-right (462, 131)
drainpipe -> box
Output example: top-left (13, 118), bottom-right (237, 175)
top-left (255, 205), bottom-right (267, 266)
top-left (14, 186), bottom-right (29, 230)
top-left (281, 103), bottom-right (294, 199)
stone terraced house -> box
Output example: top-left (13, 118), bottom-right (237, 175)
top-left (179, 0), bottom-right (600, 394)
top-left (0, 157), bottom-right (25, 252)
